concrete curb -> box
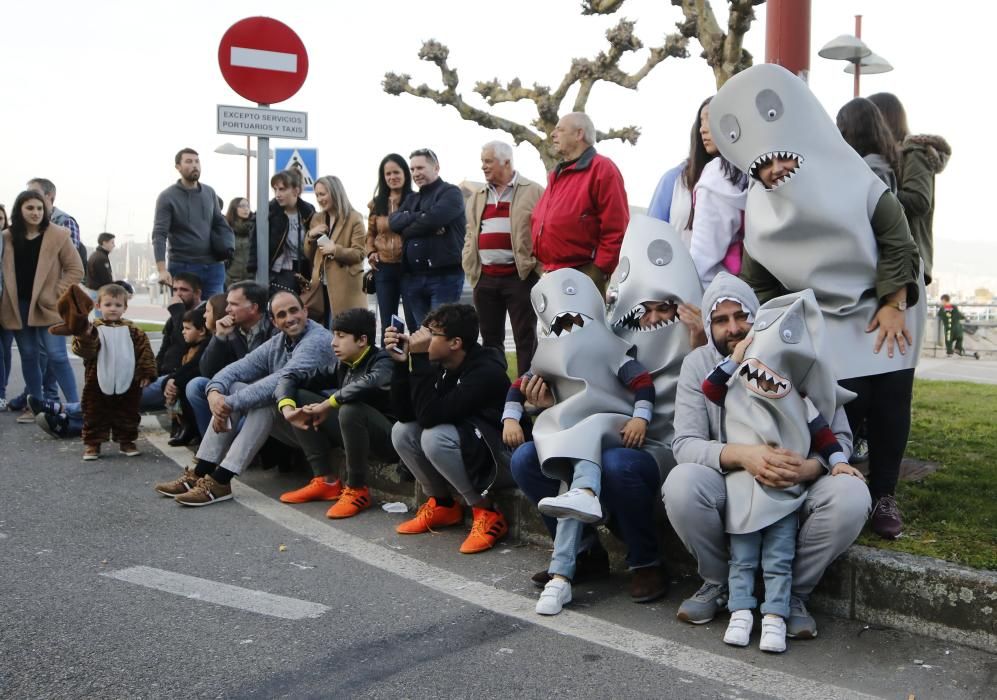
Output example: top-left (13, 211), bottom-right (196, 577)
top-left (365, 460), bottom-right (997, 654)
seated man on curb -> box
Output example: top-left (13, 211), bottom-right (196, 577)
top-left (153, 291), bottom-right (333, 506)
top-left (141, 272), bottom-right (203, 411)
top-left (275, 308), bottom-right (398, 519)
top-left (662, 273), bottom-right (869, 639)
top-left (185, 281), bottom-right (273, 437)
top-left (386, 303), bottom-right (518, 554)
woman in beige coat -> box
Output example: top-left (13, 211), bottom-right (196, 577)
top-left (1, 190), bottom-right (85, 421)
top-left (303, 176), bottom-right (367, 325)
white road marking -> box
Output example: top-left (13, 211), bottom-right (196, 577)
top-left (144, 417), bottom-right (878, 700)
top-left (230, 47), bottom-right (297, 73)
top-left (102, 565), bottom-right (328, 620)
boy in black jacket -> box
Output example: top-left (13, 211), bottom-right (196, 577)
top-left (386, 303), bottom-right (520, 554)
top-left (277, 308), bottom-right (397, 519)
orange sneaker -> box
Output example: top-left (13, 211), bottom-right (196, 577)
top-left (279, 477), bottom-right (342, 504)
top-left (395, 497), bottom-right (464, 534)
top-left (460, 507), bottom-right (508, 554)
top-left (326, 486), bottom-right (372, 519)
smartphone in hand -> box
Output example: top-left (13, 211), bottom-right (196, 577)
top-left (316, 234), bottom-right (331, 247)
top-left (390, 314), bottom-right (406, 354)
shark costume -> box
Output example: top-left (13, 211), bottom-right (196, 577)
top-left (609, 214), bottom-right (703, 474)
top-left (707, 63), bottom-right (924, 382)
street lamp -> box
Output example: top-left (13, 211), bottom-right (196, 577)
top-left (818, 16), bottom-right (892, 97)
top-left (214, 139), bottom-right (270, 207)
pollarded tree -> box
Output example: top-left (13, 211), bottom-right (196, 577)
top-left (383, 0), bottom-right (763, 170)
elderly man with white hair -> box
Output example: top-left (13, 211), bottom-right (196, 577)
top-left (462, 141), bottom-right (545, 375)
top-left (530, 112), bottom-right (630, 297)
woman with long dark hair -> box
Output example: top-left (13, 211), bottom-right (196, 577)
top-left (836, 97), bottom-right (900, 193)
top-left (647, 97), bottom-right (718, 247)
top-left (224, 197), bottom-right (253, 287)
top-left (868, 92), bottom-right (951, 284)
top-left (365, 153), bottom-right (413, 340)
top-left (0, 190), bottom-right (84, 422)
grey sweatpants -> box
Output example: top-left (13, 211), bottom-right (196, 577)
top-left (391, 421), bottom-right (481, 506)
top-left (196, 383), bottom-right (332, 477)
top-left (662, 463), bottom-right (871, 599)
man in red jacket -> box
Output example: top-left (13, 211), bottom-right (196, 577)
top-left (531, 112), bottom-right (629, 296)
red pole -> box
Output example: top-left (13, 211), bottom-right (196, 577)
top-left (765, 0), bottom-right (812, 81)
top-left (853, 15), bottom-right (863, 97)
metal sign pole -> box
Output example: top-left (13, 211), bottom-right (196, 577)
top-left (255, 103), bottom-right (270, 287)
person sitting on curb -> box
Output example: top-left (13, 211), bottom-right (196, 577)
top-left (275, 308), bottom-right (398, 519)
top-left (662, 273), bottom-right (869, 640)
top-left (386, 303), bottom-right (520, 554)
top-left (140, 272), bottom-right (202, 411)
top-left (153, 291), bottom-right (334, 506)
top-left (185, 281), bottom-right (274, 437)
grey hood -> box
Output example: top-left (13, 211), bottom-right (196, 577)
top-left (701, 272), bottom-right (759, 358)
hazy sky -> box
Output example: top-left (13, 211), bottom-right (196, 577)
top-left (0, 0), bottom-right (989, 293)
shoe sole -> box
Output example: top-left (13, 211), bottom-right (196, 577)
top-left (459, 530), bottom-right (508, 554)
top-left (82, 455), bottom-right (99, 461)
top-left (155, 486), bottom-right (193, 497)
top-left (787, 629), bottom-right (817, 640)
top-left (16, 417), bottom-right (36, 424)
top-left (176, 494), bottom-right (233, 506)
top-left (723, 635), bottom-right (750, 647)
top-left (677, 611), bottom-right (715, 625)
top-left (327, 504), bottom-right (371, 519)
top-left (537, 503), bottom-right (602, 523)
top-left (631, 587), bottom-right (668, 604)
top-left (760, 642), bottom-right (787, 653)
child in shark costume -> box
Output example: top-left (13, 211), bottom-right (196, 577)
top-left (608, 214), bottom-right (704, 475)
top-left (708, 63), bottom-right (924, 538)
top-left (503, 268), bottom-right (656, 615)
top-left (699, 289), bottom-right (859, 652)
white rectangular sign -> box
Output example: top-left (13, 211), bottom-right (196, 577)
top-left (217, 104), bottom-right (308, 139)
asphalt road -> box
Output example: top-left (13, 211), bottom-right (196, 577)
top-left (1, 353), bottom-right (995, 699)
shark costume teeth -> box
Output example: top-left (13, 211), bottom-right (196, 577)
top-left (612, 302), bottom-right (680, 333)
top-left (545, 311), bottom-right (592, 337)
top-left (748, 152), bottom-right (806, 190)
top-left (737, 358), bottom-right (790, 398)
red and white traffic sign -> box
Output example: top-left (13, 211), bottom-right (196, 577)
top-left (218, 17), bottom-right (308, 105)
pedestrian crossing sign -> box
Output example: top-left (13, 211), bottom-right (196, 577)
top-left (274, 148), bottom-right (318, 193)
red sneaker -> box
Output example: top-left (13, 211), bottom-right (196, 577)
top-left (279, 477), bottom-right (342, 504)
top-left (326, 486), bottom-right (372, 519)
top-left (396, 498), bottom-right (463, 534)
top-left (459, 507), bottom-right (508, 554)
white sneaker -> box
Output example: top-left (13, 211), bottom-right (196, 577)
top-left (723, 609), bottom-right (753, 647)
top-left (537, 488), bottom-right (603, 523)
top-left (759, 614), bottom-right (787, 653)
top-left (536, 578), bottom-right (572, 615)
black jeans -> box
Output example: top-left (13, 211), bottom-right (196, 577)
top-left (839, 368), bottom-right (915, 500)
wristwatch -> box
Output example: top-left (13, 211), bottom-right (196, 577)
top-left (887, 299), bottom-right (908, 311)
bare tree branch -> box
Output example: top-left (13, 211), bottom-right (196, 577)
top-left (672, 0), bottom-right (763, 86)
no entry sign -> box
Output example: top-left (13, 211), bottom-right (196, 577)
top-left (218, 17), bottom-right (308, 104)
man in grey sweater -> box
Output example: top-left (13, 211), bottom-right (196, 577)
top-left (153, 291), bottom-right (334, 506)
top-left (152, 148), bottom-right (233, 296)
top-left (662, 273), bottom-right (869, 640)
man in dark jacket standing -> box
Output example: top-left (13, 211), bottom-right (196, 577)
top-left (249, 169), bottom-right (316, 296)
top-left (389, 149), bottom-right (466, 328)
top-left (87, 233), bottom-right (116, 289)
top-left (386, 303), bottom-right (514, 554)
top-left (530, 112), bottom-right (629, 297)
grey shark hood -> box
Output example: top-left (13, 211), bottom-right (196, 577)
top-left (609, 214), bottom-right (703, 374)
top-left (701, 272), bottom-right (759, 358)
top-left (531, 267), bottom-right (611, 342)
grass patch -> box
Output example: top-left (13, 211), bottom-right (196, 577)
top-left (856, 379), bottom-right (997, 570)
top-left (133, 321), bottom-right (164, 333)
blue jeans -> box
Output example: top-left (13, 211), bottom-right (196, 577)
top-left (0, 328), bottom-right (13, 399)
top-left (140, 375), bottom-right (167, 412)
top-left (169, 261), bottom-right (225, 297)
top-left (511, 443), bottom-right (662, 571)
top-left (13, 301), bottom-right (79, 403)
top-left (727, 512), bottom-right (797, 619)
top-left (401, 271), bottom-right (464, 329)
top-left (374, 262), bottom-right (404, 341)
top-left (549, 460), bottom-right (602, 579)
top-left (185, 376), bottom-right (213, 436)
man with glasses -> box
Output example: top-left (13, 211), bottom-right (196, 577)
top-left (139, 272), bottom-right (203, 411)
top-left (389, 148), bottom-right (467, 328)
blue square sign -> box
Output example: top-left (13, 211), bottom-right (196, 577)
top-left (274, 148), bottom-right (318, 192)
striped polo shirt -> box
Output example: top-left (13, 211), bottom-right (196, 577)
top-left (478, 174), bottom-right (518, 277)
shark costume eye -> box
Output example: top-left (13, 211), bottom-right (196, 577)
top-left (562, 280), bottom-right (577, 295)
top-left (535, 293), bottom-right (547, 313)
top-left (779, 310), bottom-right (804, 343)
top-left (756, 89), bottom-right (784, 122)
top-left (618, 256), bottom-right (630, 281)
top-left (647, 239), bottom-right (672, 267)
top-left (719, 114), bottom-right (740, 143)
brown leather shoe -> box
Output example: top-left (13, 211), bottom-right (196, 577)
top-left (629, 565), bottom-right (669, 603)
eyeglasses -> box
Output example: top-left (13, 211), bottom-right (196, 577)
top-left (410, 148), bottom-right (439, 165)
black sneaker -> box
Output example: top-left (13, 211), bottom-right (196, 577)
top-left (35, 412), bottom-right (70, 439)
top-left (27, 395), bottom-right (63, 416)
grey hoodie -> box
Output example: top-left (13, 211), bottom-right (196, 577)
top-left (672, 272), bottom-right (852, 471)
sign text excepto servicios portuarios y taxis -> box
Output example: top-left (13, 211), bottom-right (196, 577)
top-left (217, 105), bottom-right (308, 140)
